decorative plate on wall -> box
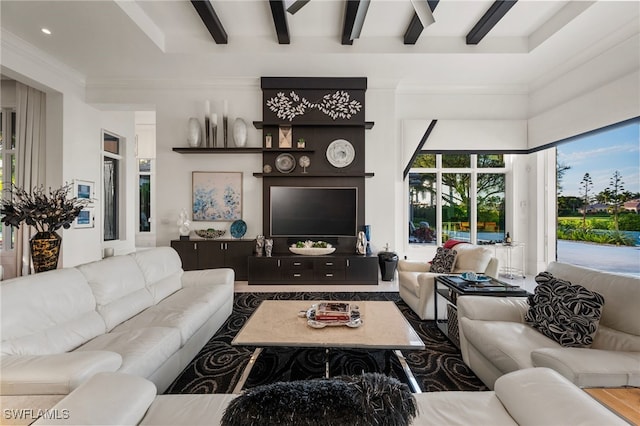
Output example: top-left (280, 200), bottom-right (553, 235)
top-left (230, 219), bottom-right (247, 238)
top-left (326, 139), bottom-right (355, 168)
top-left (275, 153), bottom-right (296, 173)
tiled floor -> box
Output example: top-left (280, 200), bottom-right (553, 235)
top-left (234, 279), bottom-right (399, 293)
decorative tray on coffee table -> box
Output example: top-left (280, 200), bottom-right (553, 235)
top-left (460, 272), bottom-right (492, 283)
top-left (299, 302), bottom-right (363, 329)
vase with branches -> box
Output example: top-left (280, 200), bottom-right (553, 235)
top-left (1, 183), bottom-right (90, 272)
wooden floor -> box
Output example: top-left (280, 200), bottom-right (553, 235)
top-left (584, 387), bottom-right (640, 425)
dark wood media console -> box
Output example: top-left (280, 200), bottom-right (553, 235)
top-left (171, 239), bottom-right (254, 280)
top-left (248, 255), bottom-right (378, 285)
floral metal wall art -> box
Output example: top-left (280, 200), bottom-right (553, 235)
top-left (266, 90), bottom-right (362, 121)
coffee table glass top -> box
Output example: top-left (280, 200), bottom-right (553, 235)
top-left (231, 300), bottom-right (425, 350)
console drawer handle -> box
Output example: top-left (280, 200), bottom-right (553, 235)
top-left (325, 262), bottom-right (333, 266)
top-left (326, 273), bottom-right (334, 277)
top-left (293, 273), bottom-right (301, 277)
top-left (293, 262), bottom-right (302, 266)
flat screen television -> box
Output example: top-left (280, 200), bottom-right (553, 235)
top-left (270, 187), bottom-right (358, 237)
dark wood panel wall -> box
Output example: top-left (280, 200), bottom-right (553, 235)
top-left (259, 77), bottom-right (369, 254)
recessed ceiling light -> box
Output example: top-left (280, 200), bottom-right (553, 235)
top-left (41, 28), bottom-right (52, 35)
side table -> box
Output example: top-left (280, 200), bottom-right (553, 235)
top-left (434, 275), bottom-right (529, 348)
top-left (493, 242), bottom-right (525, 279)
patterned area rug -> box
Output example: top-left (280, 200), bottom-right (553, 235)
top-left (165, 292), bottom-right (488, 394)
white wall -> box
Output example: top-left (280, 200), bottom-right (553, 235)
top-left (1, 80), bottom-right (16, 107)
top-left (396, 90), bottom-right (530, 262)
top-left (1, 32), bottom-right (137, 270)
top-left (87, 82), bottom-right (264, 247)
top-left (60, 106), bottom-right (136, 266)
top-left (528, 33), bottom-right (640, 147)
top-left (364, 87), bottom-right (397, 255)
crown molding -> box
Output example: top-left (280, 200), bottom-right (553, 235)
top-left (395, 84), bottom-right (529, 95)
top-left (0, 29), bottom-right (85, 91)
top-left (86, 77), bottom-right (261, 91)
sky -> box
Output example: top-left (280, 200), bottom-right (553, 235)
top-left (556, 121), bottom-right (640, 198)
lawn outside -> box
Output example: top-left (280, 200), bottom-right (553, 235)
top-left (558, 215), bottom-right (640, 247)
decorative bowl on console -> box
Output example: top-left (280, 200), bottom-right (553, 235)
top-left (289, 240), bottom-right (335, 255)
top-left (195, 228), bottom-right (226, 239)
top-left (289, 247), bottom-right (336, 256)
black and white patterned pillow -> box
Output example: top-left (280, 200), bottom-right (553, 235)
top-left (525, 272), bottom-right (605, 347)
top-left (430, 247), bottom-right (457, 273)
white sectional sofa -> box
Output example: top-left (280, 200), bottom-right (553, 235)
top-left (458, 261), bottom-right (640, 389)
top-left (1, 247), bottom-right (234, 396)
top-left (31, 368), bottom-right (626, 425)
top-left (398, 242), bottom-right (499, 319)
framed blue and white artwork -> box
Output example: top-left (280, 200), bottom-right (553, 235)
top-left (192, 172), bottom-right (242, 221)
top-left (74, 207), bottom-right (94, 228)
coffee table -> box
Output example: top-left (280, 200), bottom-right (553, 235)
top-left (231, 300), bottom-right (425, 393)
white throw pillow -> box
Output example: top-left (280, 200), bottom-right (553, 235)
top-left (452, 244), bottom-right (493, 273)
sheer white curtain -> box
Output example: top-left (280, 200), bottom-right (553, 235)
top-left (14, 82), bottom-right (46, 276)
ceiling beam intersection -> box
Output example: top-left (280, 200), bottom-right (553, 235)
top-left (404, 0), bottom-right (439, 45)
top-left (342, 0), bottom-right (370, 45)
top-left (466, 0), bottom-right (518, 45)
top-left (269, 0), bottom-right (291, 44)
top-left (191, 0), bottom-right (228, 44)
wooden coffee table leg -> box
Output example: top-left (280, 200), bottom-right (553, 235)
top-left (394, 350), bottom-right (422, 394)
top-left (233, 347), bottom-right (264, 393)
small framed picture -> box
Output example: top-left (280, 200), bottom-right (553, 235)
top-left (74, 207), bottom-right (94, 228)
top-left (75, 179), bottom-right (94, 201)
top-left (278, 125), bottom-right (292, 148)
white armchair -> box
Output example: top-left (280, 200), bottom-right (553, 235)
top-left (398, 243), bottom-right (498, 320)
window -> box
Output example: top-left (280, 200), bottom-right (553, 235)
top-left (138, 159), bottom-right (151, 232)
top-left (103, 131), bottom-right (124, 241)
top-left (555, 120), bottom-right (640, 275)
top-left (0, 109), bottom-right (17, 250)
top-left (408, 154), bottom-right (506, 246)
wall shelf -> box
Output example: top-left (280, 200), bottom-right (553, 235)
top-left (253, 121), bottom-right (374, 130)
top-left (253, 172), bottom-right (374, 178)
top-left (263, 148), bottom-right (315, 153)
top-left (173, 147), bottom-right (262, 154)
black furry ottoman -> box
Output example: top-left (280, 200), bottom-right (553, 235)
top-left (220, 372), bottom-right (417, 426)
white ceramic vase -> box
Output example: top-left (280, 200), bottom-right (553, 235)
top-left (233, 118), bottom-right (247, 147)
top-left (187, 117), bottom-right (201, 147)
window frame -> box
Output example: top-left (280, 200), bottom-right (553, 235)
top-left (102, 130), bottom-right (125, 242)
top-left (137, 158), bottom-right (153, 234)
top-left (1, 109), bottom-right (17, 251)
top-left (407, 153), bottom-right (509, 249)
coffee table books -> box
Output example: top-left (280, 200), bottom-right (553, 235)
top-left (316, 302), bottom-right (351, 321)
top-left (303, 302), bottom-right (362, 328)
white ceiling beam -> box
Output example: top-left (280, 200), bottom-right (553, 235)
top-left (114, 0), bottom-right (165, 52)
top-left (350, 0), bottom-right (371, 40)
top-left (410, 0), bottom-right (435, 29)
top-left (284, 0), bottom-right (311, 15)
top-left (528, 1), bottom-right (595, 52)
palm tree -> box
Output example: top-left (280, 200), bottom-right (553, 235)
top-left (579, 173), bottom-right (593, 229)
top-left (607, 171), bottom-right (625, 231)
